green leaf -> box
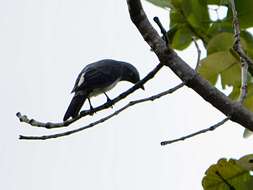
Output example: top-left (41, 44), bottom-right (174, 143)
top-left (207, 0), bottom-right (229, 5)
top-left (146, 0), bottom-right (169, 8)
top-left (207, 21), bottom-right (233, 37)
top-left (207, 32), bottom-right (248, 55)
top-left (169, 9), bottom-right (186, 28)
top-left (181, 0), bottom-right (210, 30)
top-left (168, 0), bottom-right (211, 48)
top-left (241, 83), bottom-right (253, 112)
top-left (168, 9), bottom-right (191, 50)
top-left (202, 158), bottom-right (253, 190)
top-left (219, 58), bottom-right (241, 88)
top-left (171, 26), bottom-right (192, 50)
top-left (145, 0), bottom-right (172, 8)
top-left (236, 154), bottom-right (253, 171)
top-left (226, 0), bottom-right (253, 29)
top-left (207, 32), bottom-right (234, 55)
top-left (166, 25), bottom-right (178, 44)
top-left (198, 51), bottom-right (240, 86)
top-left (241, 30), bottom-right (253, 59)
top-left (229, 82), bottom-right (253, 112)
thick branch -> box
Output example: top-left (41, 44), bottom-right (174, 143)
top-left (127, 0), bottom-right (253, 131)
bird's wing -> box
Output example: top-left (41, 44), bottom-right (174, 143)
top-left (71, 66), bottom-right (119, 93)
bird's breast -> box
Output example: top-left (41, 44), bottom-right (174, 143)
top-left (88, 79), bottom-right (120, 97)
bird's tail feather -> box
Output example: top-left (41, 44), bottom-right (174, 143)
top-left (63, 95), bottom-right (86, 121)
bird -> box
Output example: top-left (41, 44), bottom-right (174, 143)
top-left (63, 59), bottom-right (144, 121)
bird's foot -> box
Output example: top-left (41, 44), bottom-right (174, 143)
top-left (106, 97), bottom-right (114, 108)
top-left (89, 106), bottom-right (96, 115)
top-left (104, 93), bottom-right (113, 108)
top-left (87, 98), bottom-right (96, 115)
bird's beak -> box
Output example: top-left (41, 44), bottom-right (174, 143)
top-left (140, 85), bottom-right (145, 90)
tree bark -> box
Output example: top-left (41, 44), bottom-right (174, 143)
top-left (126, 0), bottom-right (253, 131)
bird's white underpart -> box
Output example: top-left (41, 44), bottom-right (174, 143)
top-left (89, 79), bottom-right (120, 97)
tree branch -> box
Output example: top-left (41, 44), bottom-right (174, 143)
top-left (229, 2), bottom-right (253, 77)
top-left (230, 0), bottom-right (249, 103)
top-left (192, 37), bottom-right (201, 70)
top-left (153, 17), bottom-right (168, 45)
top-left (127, 0), bottom-right (253, 132)
top-left (161, 117), bottom-right (230, 145)
top-left (19, 83), bottom-right (184, 140)
top-left (17, 63), bottom-right (164, 129)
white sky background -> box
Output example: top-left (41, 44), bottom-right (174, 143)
top-left (1, 0), bottom-right (253, 190)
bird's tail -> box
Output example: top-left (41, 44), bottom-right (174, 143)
top-left (63, 95), bottom-right (86, 121)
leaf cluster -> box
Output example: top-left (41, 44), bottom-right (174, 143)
top-left (146, 0), bottom-right (253, 111)
top-left (202, 154), bottom-right (253, 190)
top-left (145, 1), bottom-right (253, 189)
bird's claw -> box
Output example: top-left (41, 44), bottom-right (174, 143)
top-left (106, 98), bottom-right (114, 108)
top-left (89, 106), bottom-right (96, 115)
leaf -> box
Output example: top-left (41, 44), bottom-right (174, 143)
top-left (207, 21), bottom-right (233, 37)
top-left (226, 0), bottom-right (253, 29)
top-left (198, 51), bottom-right (240, 86)
top-left (207, 32), bottom-right (234, 55)
top-left (181, 0), bottom-right (210, 30)
top-left (168, 0), bottom-right (211, 49)
top-left (243, 84), bottom-right (253, 111)
top-left (169, 9), bottom-right (186, 28)
top-left (169, 9), bottom-right (193, 50)
top-left (166, 25), bottom-right (178, 44)
top-left (207, 0), bottom-right (229, 5)
top-left (171, 26), bottom-right (192, 50)
top-left (145, 0), bottom-right (172, 8)
top-left (241, 30), bottom-right (253, 59)
top-left (219, 59), bottom-right (241, 88)
top-left (236, 154), bottom-right (253, 171)
top-left (202, 158), bottom-right (253, 190)
top-left (229, 82), bottom-right (253, 113)
top-left (207, 32), bottom-right (247, 55)
top-left (231, 84), bottom-right (253, 136)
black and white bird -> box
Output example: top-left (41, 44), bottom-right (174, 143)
top-left (63, 59), bottom-right (143, 121)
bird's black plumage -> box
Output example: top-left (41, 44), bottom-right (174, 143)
top-left (63, 59), bottom-right (142, 121)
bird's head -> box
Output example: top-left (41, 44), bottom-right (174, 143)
top-left (120, 62), bottom-right (144, 90)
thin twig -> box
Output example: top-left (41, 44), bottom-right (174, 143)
top-left (19, 83), bottom-right (185, 140)
top-left (17, 63), bottom-right (164, 129)
top-left (161, 1), bottom-right (253, 144)
top-left (160, 117), bottom-right (230, 145)
top-left (160, 37), bottom-right (229, 145)
top-left (127, 0), bottom-right (253, 134)
top-left (192, 37), bottom-right (201, 70)
top-left (230, 0), bottom-right (249, 103)
top-left (153, 17), bottom-right (169, 45)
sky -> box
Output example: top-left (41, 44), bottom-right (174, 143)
top-left (0, 0), bottom-right (253, 190)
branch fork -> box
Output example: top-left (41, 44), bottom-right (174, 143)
top-left (17, 0), bottom-right (253, 142)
